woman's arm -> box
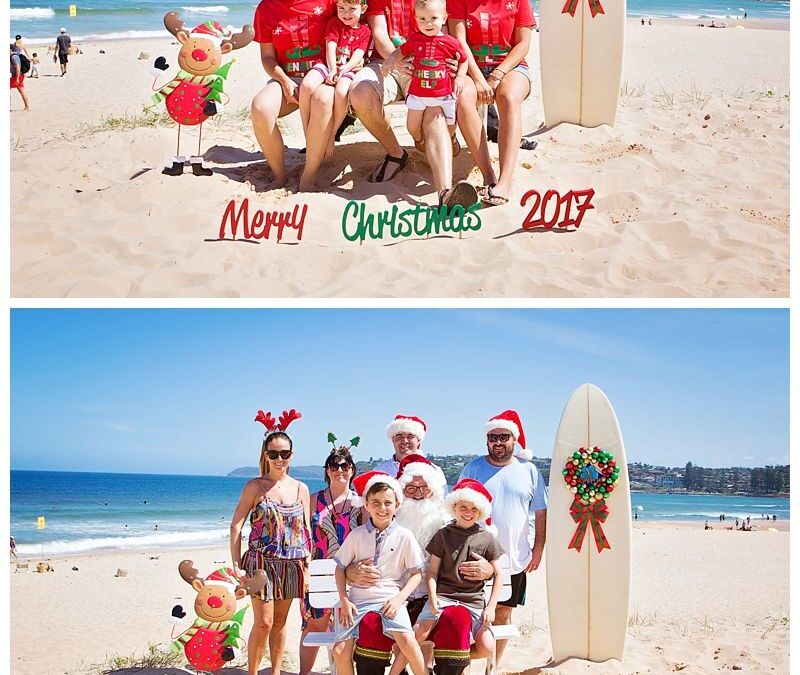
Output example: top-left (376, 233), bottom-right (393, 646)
top-left (488, 26), bottom-right (532, 87)
top-left (230, 480), bottom-right (256, 576)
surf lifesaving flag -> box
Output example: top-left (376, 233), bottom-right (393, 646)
top-left (37, 516), bottom-right (46, 529)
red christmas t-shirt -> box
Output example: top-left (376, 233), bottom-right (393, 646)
top-left (367, 0), bottom-right (416, 50)
top-left (254, 0), bottom-right (335, 74)
top-left (446, 0), bottom-right (536, 67)
top-left (324, 17), bottom-right (372, 66)
top-left (399, 32), bottom-right (466, 98)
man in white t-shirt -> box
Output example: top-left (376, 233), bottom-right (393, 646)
top-left (458, 409), bottom-right (548, 670)
top-left (374, 415), bottom-right (445, 487)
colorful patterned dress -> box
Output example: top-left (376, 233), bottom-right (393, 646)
top-left (242, 481), bottom-right (311, 601)
top-left (301, 488), bottom-right (361, 626)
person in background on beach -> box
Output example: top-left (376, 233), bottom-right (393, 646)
top-left (15, 35), bottom-right (30, 58)
top-left (449, 0), bottom-right (535, 207)
top-left (704, 521), bottom-right (711, 530)
top-left (10, 536), bottom-right (18, 559)
top-left (641, 18), bottom-right (644, 25)
top-left (332, 471), bottom-right (427, 675)
top-left (298, 0), bottom-right (371, 161)
top-left (231, 410), bottom-right (311, 675)
top-left (773, 515), bottom-right (776, 521)
top-left (458, 410), bottom-right (547, 672)
top-left (299, 442), bottom-right (362, 675)
top-left (648, 18), bottom-right (652, 25)
top-left (250, 0), bottom-right (336, 192)
top-left (380, 0), bottom-right (471, 207)
top-left (9, 44), bottom-right (30, 111)
top-left (55, 28), bottom-right (71, 76)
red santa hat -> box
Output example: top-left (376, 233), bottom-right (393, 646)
top-left (204, 567), bottom-right (239, 594)
top-left (485, 409), bottom-right (532, 461)
top-left (445, 478), bottom-right (497, 534)
top-left (351, 470), bottom-right (404, 507)
top-left (386, 414), bottom-right (427, 442)
top-left (189, 20), bottom-right (233, 47)
top-left (395, 454), bottom-right (446, 499)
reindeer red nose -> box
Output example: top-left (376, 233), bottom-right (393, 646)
top-left (206, 595), bottom-right (223, 609)
top-left (191, 48), bottom-right (208, 62)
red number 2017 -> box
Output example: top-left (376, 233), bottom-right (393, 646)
top-left (520, 188), bottom-right (596, 229)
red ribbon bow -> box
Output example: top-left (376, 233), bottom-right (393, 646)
top-left (568, 498), bottom-right (611, 553)
top-left (562, 0), bottom-right (605, 18)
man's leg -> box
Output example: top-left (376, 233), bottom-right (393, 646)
top-left (251, 81), bottom-right (298, 189)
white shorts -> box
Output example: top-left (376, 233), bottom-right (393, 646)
top-left (406, 93), bottom-right (457, 125)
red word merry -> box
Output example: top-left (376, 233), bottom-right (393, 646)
top-left (520, 188), bottom-right (595, 230)
top-left (217, 199), bottom-right (307, 242)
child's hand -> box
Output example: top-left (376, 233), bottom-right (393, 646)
top-left (454, 75), bottom-right (465, 97)
top-left (325, 67), bottom-right (338, 85)
top-left (482, 603), bottom-right (496, 624)
top-left (429, 596), bottom-right (441, 616)
top-left (381, 594), bottom-right (404, 619)
top-left (339, 598), bottom-right (357, 627)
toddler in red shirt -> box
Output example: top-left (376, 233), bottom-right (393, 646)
top-left (381, 0), bottom-right (467, 145)
top-left (299, 0), bottom-right (372, 158)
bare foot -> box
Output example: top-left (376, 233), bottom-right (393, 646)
top-left (297, 175), bottom-right (317, 192)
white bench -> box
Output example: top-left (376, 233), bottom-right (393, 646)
top-left (302, 553), bottom-right (519, 672)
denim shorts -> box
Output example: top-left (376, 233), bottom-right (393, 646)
top-left (479, 64), bottom-right (532, 98)
top-left (335, 601), bottom-right (414, 642)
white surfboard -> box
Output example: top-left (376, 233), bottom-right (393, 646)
top-left (545, 383), bottom-right (631, 662)
top-left (539, 0), bottom-right (626, 127)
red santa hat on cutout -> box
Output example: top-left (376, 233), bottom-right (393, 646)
top-left (445, 478), bottom-right (497, 535)
top-left (396, 454), bottom-right (446, 499)
top-left (351, 470), bottom-right (404, 507)
top-left (485, 409), bottom-right (532, 461)
top-left (386, 414), bottom-right (427, 442)
top-left (204, 567), bottom-right (240, 594)
top-left (189, 20), bottom-right (233, 48)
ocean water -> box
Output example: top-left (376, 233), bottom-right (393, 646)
top-left (9, 0), bottom-right (790, 42)
top-left (10, 470), bottom-right (790, 556)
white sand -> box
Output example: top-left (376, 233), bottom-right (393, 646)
top-left (9, 522), bottom-right (789, 674)
top-left (9, 21), bottom-right (789, 297)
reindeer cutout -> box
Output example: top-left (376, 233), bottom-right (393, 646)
top-left (170, 560), bottom-right (266, 673)
top-left (150, 12), bottom-right (254, 176)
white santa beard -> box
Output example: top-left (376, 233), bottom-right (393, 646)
top-left (395, 496), bottom-right (449, 549)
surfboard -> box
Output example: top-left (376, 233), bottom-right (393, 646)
top-left (545, 383), bottom-right (632, 663)
top-left (539, 0), bottom-right (626, 127)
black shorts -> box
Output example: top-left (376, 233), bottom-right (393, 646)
top-left (499, 571), bottom-right (527, 608)
top-left (407, 596), bottom-right (427, 624)
top-left (58, 53), bottom-right (68, 65)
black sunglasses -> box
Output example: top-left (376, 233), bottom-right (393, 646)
top-left (327, 461), bottom-right (352, 472)
top-left (487, 433), bottom-right (512, 443)
top-left (266, 450), bottom-right (293, 460)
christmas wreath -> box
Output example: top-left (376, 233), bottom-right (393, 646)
top-left (562, 447), bottom-right (620, 553)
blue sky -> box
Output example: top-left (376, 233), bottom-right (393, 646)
top-left (10, 309), bottom-right (789, 474)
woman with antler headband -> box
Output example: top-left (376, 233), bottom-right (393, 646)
top-left (230, 407), bottom-right (311, 675)
top-left (299, 433), bottom-right (362, 675)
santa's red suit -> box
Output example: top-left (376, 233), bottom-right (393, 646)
top-left (354, 455), bottom-right (473, 675)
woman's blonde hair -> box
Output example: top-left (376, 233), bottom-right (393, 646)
top-left (259, 431), bottom-right (293, 477)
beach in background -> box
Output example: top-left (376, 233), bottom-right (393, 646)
top-left (9, 11), bottom-right (789, 297)
top-left (9, 520), bottom-right (789, 675)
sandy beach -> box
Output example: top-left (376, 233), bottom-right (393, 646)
top-left (9, 19), bottom-right (789, 297)
top-left (9, 521), bottom-right (789, 675)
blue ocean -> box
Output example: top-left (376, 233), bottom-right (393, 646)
top-left (9, 0), bottom-right (790, 42)
top-left (10, 470), bottom-right (790, 556)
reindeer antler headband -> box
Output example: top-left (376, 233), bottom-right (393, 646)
top-left (327, 432), bottom-right (360, 452)
top-left (255, 408), bottom-right (302, 437)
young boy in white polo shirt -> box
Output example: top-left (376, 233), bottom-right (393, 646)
top-left (333, 471), bottom-right (427, 675)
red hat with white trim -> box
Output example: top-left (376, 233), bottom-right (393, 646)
top-left (386, 414), bottom-right (427, 442)
top-left (351, 470), bottom-right (404, 507)
top-left (445, 478), bottom-right (497, 534)
top-left (485, 409), bottom-right (532, 461)
top-left (204, 567), bottom-right (239, 593)
top-left (396, 454), bottom-right (446, 499)
top-left (189, 20), bottom-right (233, 47)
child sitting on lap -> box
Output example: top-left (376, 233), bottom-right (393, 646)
top-left (381, 0), bottom-right (467, 152)
top-left (299, 0), bottom-right (371, 158)
top-left (333, 472), bottom-right (427, 675)
top-left (394, 478), bottom-right (505, 675)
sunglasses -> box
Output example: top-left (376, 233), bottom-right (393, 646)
top-left (404, 485), bottom-right (431, 495)
top-left (327, 462), bottom-right (352, 472)
top-left (266, 450), bottom-right (293, 460)
top-left (487, 433), bottom-right (512, 443)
